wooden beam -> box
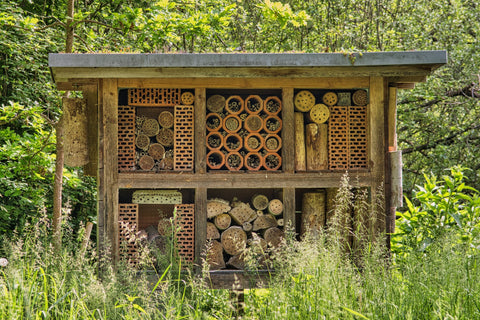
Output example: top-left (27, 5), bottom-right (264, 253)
top-left (100, 79), bottom-right (119, 262)
top-left (194, 88), bottom-right (207, 174)
top-left (52, 65), bottom-right (434, 82)
top-left (282, 88), bottom-right (295, 173)
top-left (369, 77), bottom-right (387, 236)
top-left (282, 187), bottom-right (295, 231)
top-left (388, 87), bottom-right (398, 151)
top-left (195, 188), bottom-right (207, 272)
top-left (116, 77), bottom-right (370, 89)
top-left (97, 79), bottom-right (106, 258)
top-left (118, 172), bottom-right (372, 189)
top-left (83, 85), bottom-right (98, 177)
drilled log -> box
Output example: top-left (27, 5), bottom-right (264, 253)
top-left (207, 199), bottom-right (232, 218)
top-left (295, 112), bottom-right (306, 171)
top-left (214, 213), bottom-right (232, 231)
top-left (139, 155), bottom-right (155, 171)
top-left (264, 227), bottom-right (284, 248)
top-left (306, 123), bottom-right (328, 170)
top-left (207, 222), bottom-right (221, 240)
top-left (135, 133), bottom-right (150, 151)
top-left (229, 203), bottom-right (256, 225)
top-left (142, 118), bottom-right (160, 137)
top-left (301, 191), bottom-right (326, 236)
top-left (156, 128), bottom-right (174, 147)
top-left (207, 240), bottom-right (225, 270)
top-left (251, 194), bottom-right (269, 211)
top-left (249, 232), bottom-right (268, 253)
top-left (242, 221), bottom-right (253, 232)
top-left (148, 143), bottom-right (165, 160)
top-left (253, 214), bottom-right (277, 231)
top-left (221, 226), bottom-right (247, 256)
top-left (227, 254), bottom-right (246, 270)
top-left (268, 199), bottom-right (283, 216)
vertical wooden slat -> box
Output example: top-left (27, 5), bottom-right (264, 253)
top-left (195, 88), bottom-right (207, 174)
top-left (282, 187), bottom-right (295, 231)
top-left (194, 187), bottom-right (207, 271)
top-left (101, 79), bottom-right (119, 262)
top-left (282, 88), bottom-right (295, 173)
top-left (387, 86), bottom-right (400, 241)
top-left (388, 87), bottom-right (398, 151)
top-left (83, 84), bottom-right (98, 177)
top-left (97, 79), bottom-right (106, 257)
top-left (369, 77), bottom-right (387, 237)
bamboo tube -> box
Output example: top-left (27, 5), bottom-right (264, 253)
top-left (264, 134), bottom-right (282, 152)
top-left (244, 133), bottom-right (264, 152)
top-left (264, 115), bottom-right (282, 134)
top-left (206, 131), bottom-right (223, 150)
top-left (207, 150), bottom-right (225, 170)
top-left (244, 152), bottom-right (263, 171)
top-left (224, 133), bottom-right (243, 152)
top-left (295, 112), bottom-right (306, 171)
top-left (158, 111), bottom-right (174, 128)
top-left (223, 114), bottom-right (242, 133)
top-left (225, 151), bottom-right (244, 171)
top-left (244, 114), bottom-right (264, 133)
top-left (306, 123), bottom-right (328, 170)
top-left (225, 95), bottom-right (244, 114)
top-left (264, 96), bottom-right (282, 115)
top-left (206, 113), bottom-right (222, 131)
top-left (245, 95), bottom-right (263, 114)
top-left (135, 133), bottom-right (150, 151)
top-left (263, 152), bottom-right (282, 171)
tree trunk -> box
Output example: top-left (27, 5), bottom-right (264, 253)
top-left (53, 0), bottom-right (75, 252)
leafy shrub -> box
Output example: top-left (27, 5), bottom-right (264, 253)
top-left (392, 166), bottom-right (480, 255)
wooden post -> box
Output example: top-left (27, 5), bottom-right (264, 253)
top-left (387, 87), bottom-right (400, 238)
top-left (283, 187), bottom-right (295, 232)
top-left (195, 187), bottom-right (207, 271)
top-left (305, 123), bottom-right (328, 170)
top-left (195, 88), bottom-right (207, 174)
top-left (84, 84), bottom-right (98, 177)
top-left (294, 112), bottom-right (306, 171)
top-left (369, 77), bottom-right (387, 238)
top-left (99, 79), bottom-right (119, 262)
top-left (282, 88), bottom-right (295, 173)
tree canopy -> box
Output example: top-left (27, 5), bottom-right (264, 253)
top-left (1, 0), bottom-right (479, 239)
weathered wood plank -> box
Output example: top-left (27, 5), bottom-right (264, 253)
top-left (101, 79), bottom-right (119, 262)
top-left (195, 88), bottom-right (207, 174)
top-left (294, 112), bottom-right (306, 171)
top-left (369, 77), bottom-right (387, 236)
top-left (97, 79), bottom-right (106, 257)
top-left (282, 187), bottom-right (295, 231)
top-left (388, 87), bottom-right (398, 151)
top-left (118, 172), bottom-right (372, 189)
top-left (194, 188), bottom-right (207, 271)
top-left (83, 85), bottom-right (98, 177)
top-left (282, 88), bottom-right (295, 173)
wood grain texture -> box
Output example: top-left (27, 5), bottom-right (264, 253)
top-left (369, 76), bottom-right (387, 236)
top-left (83, 85), bottom-right (98, 177)
top-left (282, 187), bottom-right (295, 230)
top-left (305, 123), bottom-right (328, 170)
top-left (195, 88), bottom-right (207, 174)
top-left (101, 79), bottom-right (119, 262)
top-left (194, 188), bottom-right (207, 271)
top-left (281, 88), bottom-right (295, 173)
top-left (294, 112), bottom-right (306, 171)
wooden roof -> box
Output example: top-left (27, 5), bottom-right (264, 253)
top-left (49, 51), bottom-right (447, 89)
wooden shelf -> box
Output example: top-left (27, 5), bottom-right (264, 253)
top-left (118, 171), bottom-right (372, 189)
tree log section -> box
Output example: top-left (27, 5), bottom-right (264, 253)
top-left (264, 227), bottom-right (284, 248)
top-left (253, 214), bottom-right (277, 231)
top-left (221, 226), bottom-right (247, 256)
top-left (207, 240), bottom-right (225, 270)
top-left (306, 123), bottom-right (328, 170)
top-left (268, 199), bottom-right (283, 216)
top-left (294, 112), bottom-right (306, 171)
top-left (207, 222), bottom-right (221, 240)
top-left (207, 199), bottom-right (232, 218)
top-left (301, 191), bottom-right (326, 236)
top-left (214, 213), bottom-right (232, 230)
top-left (229, 203), bottom-right (256, 225)
top-left (252, 194), bottom-right (269, 211)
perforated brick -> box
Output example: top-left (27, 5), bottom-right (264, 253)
top-left (328, 106), bottom-right (349, 170)
top-left (175, 204), bottom-right (195, 264)
top-left (119, 204), bottom-right (139, 264)
top-left (128, 88), bottom-right (181, 106)
top-left (118, 106), bottom-right (136, 172)
top-left (174, 105), bottom-right (194, 171)
top-left (348, 106), bottom-right (368, 169)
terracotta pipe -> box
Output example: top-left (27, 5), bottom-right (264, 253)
top-left (207, 150), bottom-right (225, 170)
top-left (244, 152), bottom-right (264, 171)
top-left (264, 134), bottom-right (282, 152)
top-left (206, 131), bottom-right (224, 151)
top-left (263, 152), bottom-right (282, 171)
top-left (225, 95), bottom-right (244, 114)
top-left (245, 95), bottom-right (263, 114)
top-left (244, 114), bottom-right (264, 133)
top-left (224, 133), bottom-right (243, 152)
top-left (244, 133), bottom-right (264, 152)
top-left (206, 113), bottom-right (222, 132)
top-left (264, 96), bottom-right (282, 115)
top-left (225, 151), bottom-right (244, 171)
top-left (223, 114), bottom-right (242, 133)
top-left (264, 115), bottom-right (282, 134)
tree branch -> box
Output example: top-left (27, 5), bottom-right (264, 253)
top-left (402, 124), bottom-right (480, 154)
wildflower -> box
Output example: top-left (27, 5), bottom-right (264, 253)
top-left (0, 258), bottom-right (8, 267)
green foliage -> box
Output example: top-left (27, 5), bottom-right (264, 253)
top-left (392, 167), bottom-right (480, 254)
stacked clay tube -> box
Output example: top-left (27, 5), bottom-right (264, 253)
top-left (206, 93), bottom-right (283, 171)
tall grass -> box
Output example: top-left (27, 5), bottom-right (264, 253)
top-left (1, 178), bottom-right (480, 319)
